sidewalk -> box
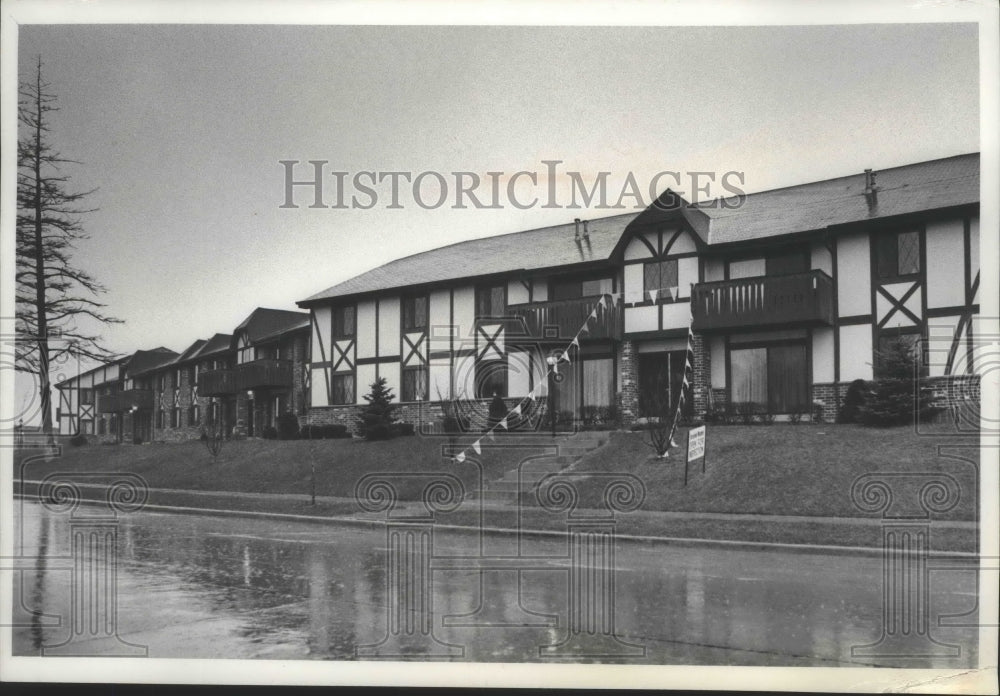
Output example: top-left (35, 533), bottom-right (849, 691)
top-left (14, 478), bottom-right (978, 556)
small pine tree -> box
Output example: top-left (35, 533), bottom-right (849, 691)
top-left (859, 337), bottom-right (920, 427)
top-left (359, 377), bottom-right (397, 440)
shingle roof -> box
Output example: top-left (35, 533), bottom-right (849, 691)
top-left (171, 339), bottom-right (207, 365)
top-left (233, 308), bottom-right (310, 344)
top-left (193, 333), bottom-right (233, 359)
top-left (300, 214), bottom-right (638, 304)
top-left (125, 347), bottom-right (179, 377)
top-left (692, 153), bottom-right (979, 245)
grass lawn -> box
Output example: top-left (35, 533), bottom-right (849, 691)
top-left (14, 433), bottom-right (542, 502)
top-left (570, 424), bottom-right (979, 520)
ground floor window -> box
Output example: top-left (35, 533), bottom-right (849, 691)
top-left (171, 407), bottom-right (180, 428)
top-left (188, 404), bottom-right (199, 426)
top-left (98, 418), bottom-right (106, 435)
top-left (332, 373), bottom-right (355, 405)
top-left (402, 366), bottom-right (428, 402)
top-left (80, 419), bottom-right (93, 435)
top-left (730, 342), bottom-right (808, 413)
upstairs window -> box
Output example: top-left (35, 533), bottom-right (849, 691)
top-left (401, 366), bottom-right (428, 402)
top-left (876, 229), bottom-right (921, 280)
top-left (80, 388), bottom-right (94, 405)
top-left (476, 285), bottom-right (505, 319)
top-left (402, 296), bottom-right (428, 332)
top-left (643, 259), bottom-right (678, 299)
top-left (551, 275), bottom-right (614, 300)
top-left (332, 305), bottom-right (356, 339)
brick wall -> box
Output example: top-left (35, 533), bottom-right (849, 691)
top-left (691, 332), bottom-right (710, 417)
top-left (617, 340), bottom-right (639, 427)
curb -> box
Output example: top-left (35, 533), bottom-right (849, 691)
top-left (13, 492), bottom-right (977, 559)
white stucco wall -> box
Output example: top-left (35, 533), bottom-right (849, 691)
top-left (625, 306), bottom-right (658, 333)
top-left (839, 323), bottom-right (873, 381)
top-left (925, 218), bottom-right (965, 308)
top-left (812, 327), bottom-right (835, 383)
top-left (378, 297), bottom-right (400, 357)
top-left (356, 300), bottom-right (377, 359)
top-left (837, 232), bottom-right (871, 317)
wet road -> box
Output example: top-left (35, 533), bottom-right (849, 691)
top-left (12, 501), bottom-right (978, 666)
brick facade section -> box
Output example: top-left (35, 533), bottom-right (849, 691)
top-left (690, 332), bottom-right (709, 417)
top-left (617, 339), bottom-right (639, 427)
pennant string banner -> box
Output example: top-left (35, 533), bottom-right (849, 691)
top-left (451, 293), bottom-right (622, 462)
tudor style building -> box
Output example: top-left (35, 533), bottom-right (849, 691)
top-left (55, 307), bottom-right (310, 442)
top-left (300, 153), bottom-right (981, 426)
top-left (55, 153), bottom-right (981, 439)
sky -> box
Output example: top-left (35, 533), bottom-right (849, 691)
top-left (10, 19), bottom-right (981, 423)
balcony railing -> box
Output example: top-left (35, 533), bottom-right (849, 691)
top-left (96, 389), bottom-right (153, 413)
top-left (237, 359), bottom-right (293, 390)
top-left (198, 368), bottom-right (238, 396)
top-left (506, 296), bottom-right (622, 341)
top-left (691, 270), bottom-right (834, 332)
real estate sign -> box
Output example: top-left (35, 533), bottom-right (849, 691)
top-left (687, 425), bottom-right (706, 462)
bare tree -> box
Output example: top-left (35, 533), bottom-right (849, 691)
top-left (16, 57), bottom-right (122, 440)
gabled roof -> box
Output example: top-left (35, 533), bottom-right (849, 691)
top-left (124, 347), bottom-right (179, 377)
top-left (254, 317), bottom-right (310, 344)
top-left (688, 152), bottom-right (979, 245)
top-left (171, 339), bottom-right (207, 365)
top-left (299, 214), bottom-right (638, 304)
top-left (233, 308), bottom-right (309, 345)
top-left (193, 333), bottom-right (234, 360)
top-left (54, 356), bottom-right (127, 389)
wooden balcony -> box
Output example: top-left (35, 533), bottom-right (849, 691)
top-left (506, 296), bottom-right (622, 341)
top-left (96, 389), bottom-right (153, 413)
top-left (237, 359), bottom-right (293, 390)
top-left (198, 368), bottom-right (238, 396)
top-left (691, 270), bottom-right (834, 332)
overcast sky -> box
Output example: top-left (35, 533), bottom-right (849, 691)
top-left (12, 21), bottom-right (980, 420)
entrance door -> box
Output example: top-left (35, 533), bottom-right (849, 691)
top-left (638, 351), bottom-right (688, 418)
top-left (246, 398), bottom-right (255, 437)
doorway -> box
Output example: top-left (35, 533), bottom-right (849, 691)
top-left (638, 351), bottom-right (689, 418)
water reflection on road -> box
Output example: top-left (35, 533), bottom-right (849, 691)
top-left (12, 501), bottom-right (978, 666)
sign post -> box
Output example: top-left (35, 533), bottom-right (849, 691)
top-left (685, 425), bottom-right (706, 486)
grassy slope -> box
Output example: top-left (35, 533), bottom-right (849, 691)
top-left (16, 423), bottom-right (979, 523)
top-left (15, 435), bottom-right (536, 502)
top-left (571, 424), bottom-right (979, 520)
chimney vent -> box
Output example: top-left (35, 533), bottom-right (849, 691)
top-left (582, 220), bottom-right (590, 240)
top-left (574, 218), bottom-right (582, 241)
top-left (863, 168), bottom-right (878, 209)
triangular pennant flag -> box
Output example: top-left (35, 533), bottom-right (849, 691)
top-left (456, 452), bottom-right (466, 463)
top-left (499, 417), bottom-right (508, 430)
top-left (562, 352), bottom-right (572, 364)
top-left (527, 390), bottom-right (535, 401)
top-left (579, 325), bottom-right (590, 335)
top-left (571, 337), bottom-right (580, 349)
top-left (590, 308), bottom-right (599, 319)
top-left (513, 404), bottom-right (522, 416)
top-left (669, 438), bottom-right (679, 448)
top-left (688, 326), bottom-right (695, 339)
top-left (682, 375), bottom-right (689, 388)
top-left (472, 440), bottom-right (481, 455)
top-left (649, 289), bottom-right (658, 303)
top-left (685, 357), bottom-right (692, 372)
top-left (488, 431), bottom-right (495, 441)
top-left (598, 296), bottom-right (607, 309)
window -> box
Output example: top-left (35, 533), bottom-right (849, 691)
top-left (188, 405), bottom-right (199, 426)
top-left (475, 360), bottom-right (507, 398)
top-left (332, 305), bottom-right (356, 338)
top-left (730, 343), bottom-right (808, 413)
top-left (402, 367), bottom-right (428, 402)
top-left (80, 388), bottom-right (94, 405)
top-left (402, 296), bottom-right (428, 331)
top-left (643, 259), bottom-right (678, 298)
top-left (80, 419), bottom-right (93, 435)
top-left (157, 410), bottom-right (165, 429)
top-left (332, 373), bottom-right (355, 405)
top-left (876, 229), bottom-right (921, 279)
top-left (171, 407), bottom-right (180, 428)
top-left (551, 275), bottom-right (614, 300)
top-left (98, 418), bottom-right (106, 435)
top-left (476, 285), bottom-right (505, 318)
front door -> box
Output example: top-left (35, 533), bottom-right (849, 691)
top-left (246, 398), bottom-right (255, 437)
top-left (638, 351), bottom-right (688, 418)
